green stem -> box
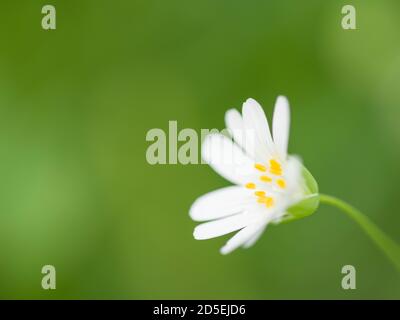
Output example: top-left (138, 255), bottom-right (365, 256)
top-left (319, 194), bottom-right (400, 272)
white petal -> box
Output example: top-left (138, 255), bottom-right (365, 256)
top-left (193, 212), bottom-right (254, 240)
top-left (202, 133), bottom-right (254, 185)
top-left (272, 96), bottom-right (290, 157)
top-left (220, 223), bottom-right (264, 254)
top-left (242, 225), bottom-right (266, 248)
top-left (242, 98), bottom-right (274, 161)
top-left (189, 186), bottom-right (250, 222)
top-left (284, 156), bottom-right (302, 193)
top-left (225, 107), bottom-right (258, 160)
top-left (225, 109), bottom-right (245, 150)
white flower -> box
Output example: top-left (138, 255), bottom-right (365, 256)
top-left (189, 96), bottom-right (319, 254)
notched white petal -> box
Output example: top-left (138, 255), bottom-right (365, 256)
top-left (193, 212), bottom-right (255, 240)
top-left (242, 98), bottom-right (274, 160)
top-left (201, 133), bottom-right (254, 185)
top-left (225, 109), bottom-right (245, 149)
top-left (242, 225), bottom-right (266, 248)
top-left (189, 186), bottom-right (250, 222)
top-left (220, 223), bottom-right (264, 255)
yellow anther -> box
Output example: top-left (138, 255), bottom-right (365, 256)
top-left (276, 179), bottom-right (286, 189)
top-left (269, 159), bottom-right (282, 175)
top-left (254, 163), bottom-right (267, 172)
top-left (260, 175), bottom-right (272, 182)
top-left (265, 196), bottom-right (274, 208)
top-left (245, 182), bottom-right (256, 189)
top-left (258, 196), bottom-right (274, 208)
top-left (255, 191), bottom-right (266, 197)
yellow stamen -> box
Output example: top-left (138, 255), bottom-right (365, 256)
top-left (245, 182), bottom-right (256, 189)
top-left (260, 175), bottom-right (272, 182)
top-left (255, 191), bottom-right (266, 197)
top-left (269, 159), bottom-right (282, 175)
top-left (258, 196), bottom-right (274, 208)
top-left (254, 163), bottom-right (267, 172)
top-left (276, 179), bottom-right (286, 189)
top-left (265, 196), bottom-right (274, 208)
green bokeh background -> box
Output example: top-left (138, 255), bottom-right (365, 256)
top-left (0, 0), bottom-right (399, 299)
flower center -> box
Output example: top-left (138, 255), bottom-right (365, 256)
top-left (244, 159), bottom-right (286, 208)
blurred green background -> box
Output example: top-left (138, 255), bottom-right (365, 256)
top-left (0, 0), bottom-right (399, 299)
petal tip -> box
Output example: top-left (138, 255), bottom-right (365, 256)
top-left (188, 205), bottom-right (197, 221)
top-left (193, 227), bottom-right (201, 240)
top-left (245, 97), bottom-right (256, 103)
top-left (243, 97), bottom-right (260, 108)
top-left (275, 95), bottom-right (289, 108)
top-left (219, 246), bottom-right (231, 255)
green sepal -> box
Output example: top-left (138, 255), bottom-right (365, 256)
top-left (277, 166), bottom-right (319, 224)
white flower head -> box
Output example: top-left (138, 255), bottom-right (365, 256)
top-left (189, 96), bottom-right (319, 254)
